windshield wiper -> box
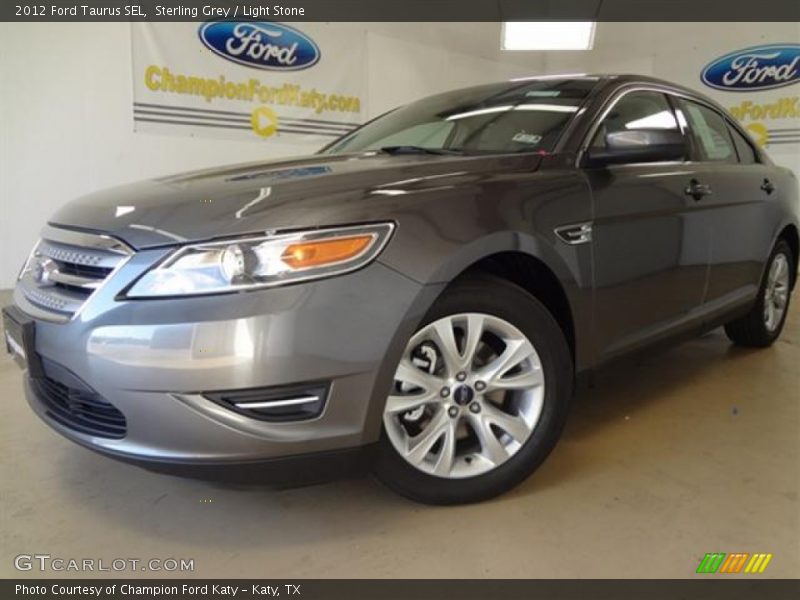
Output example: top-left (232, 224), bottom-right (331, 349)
top-left (377, 145), bottom-right (462, 156)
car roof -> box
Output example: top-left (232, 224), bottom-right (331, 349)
top-left (508, 73), bottom-right (695, 93)
top-left (503, 73), bottom-right (726, 113)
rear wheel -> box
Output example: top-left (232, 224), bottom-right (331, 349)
top-left (374, 275), bottom-right (573, 504)
top-left (725, 240), bottom-right (794, 347)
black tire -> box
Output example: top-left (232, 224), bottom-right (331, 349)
top-left (725, 239), bottom-right (794, 347)
top-left (373, 274), bottom-right (573, 505)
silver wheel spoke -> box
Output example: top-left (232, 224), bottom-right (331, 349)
top-left (460, 314), bottom-right (485, 371)
top-left (394, 358), bottom-right (443, 393)
top-left (404, 410), bottom-right (449, 466)
top-left (478, 338), bottom-right (535, 384)
top-left (481, 402), bottom-right (533, 443)
top-left (430, 319), bottom-right (461, 375)
top-left (428, 314), bottom-right (486, 374)
top-left (774, 256), bottom-right (787, 281)
top-left (385, 391), bottom-right (439, 414)
top-left (769, 259), bottom-right (780, 282)
top-left (764, 254), bottom-right (790, 332)
top-left (487, 367), bottom-right (544, 392)
top-left (774, 287), bottom-right (788, 309)
top-left (468, 413), bottom-right (508, 465)
top-left (432, 422), bottom-right (457, 476)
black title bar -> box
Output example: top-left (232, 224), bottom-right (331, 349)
top-left (3, 0), bottom-right (800, 22)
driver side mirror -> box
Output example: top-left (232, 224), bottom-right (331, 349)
top-left (584, 129), bottom-right (687, 167)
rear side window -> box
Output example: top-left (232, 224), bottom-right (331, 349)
top-left (677, 99), bottom-right (736, 163)
top-left (591, 91), bottom-right (679, 149)
top-left (728, 124), bottom-right (758, 164)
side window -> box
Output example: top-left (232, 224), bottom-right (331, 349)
top-left (728, 124), bottom-right (758, 164)
top-left (677, 99), bottom-right (736, 163)
top-left (591, 91), bottom-right (679, 149)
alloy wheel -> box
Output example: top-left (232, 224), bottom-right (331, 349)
top-left (383, 313), bottom-right (545, 479)
top-left (764, 253), bottom-right (790, 332)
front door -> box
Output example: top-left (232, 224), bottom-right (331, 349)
top-left (584, 90), bottom-right (710, 363)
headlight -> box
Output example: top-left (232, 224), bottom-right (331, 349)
top-left (125, 223), bottom-right (395, 298)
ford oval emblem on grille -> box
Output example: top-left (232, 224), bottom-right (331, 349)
top-left (701, 44), bottom-right (800, 92)
top-left (198, 21), bottom-right (321, 71)
top-left (33, 257), bottom-right (57, 287)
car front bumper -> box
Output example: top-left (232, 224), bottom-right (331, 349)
top-left (11, 254), bottom-right (441, 478)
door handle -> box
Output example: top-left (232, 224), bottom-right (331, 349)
top-left (685, 179), bottom-right (713, 201)
top-left (761, 178), bottom-right (776, 195)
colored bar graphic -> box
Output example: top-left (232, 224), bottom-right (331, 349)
top-left (744, 553), bottom-right (773, 574)
top-left (719, 553), bottom-right (749, 573)
top-left (697, 553), bottom-right (726, 574)
top-left (698, 552), bottom-right (773, 574)
top-left (734, 553), bottom-right (750, 573)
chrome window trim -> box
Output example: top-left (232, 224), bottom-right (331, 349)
top-left (575, 83), bottom-right (736, 168)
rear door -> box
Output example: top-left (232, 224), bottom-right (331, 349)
top-left (673, 98), bottom-right (777, 314)
top-left (584, 90), bottom-right (711, 363)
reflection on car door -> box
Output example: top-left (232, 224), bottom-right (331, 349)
top-left (584, 90), bottom-right (710, 363)
top-left (674, 98), bottom-right (777, 316)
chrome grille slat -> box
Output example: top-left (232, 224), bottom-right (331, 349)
top-left (22, 287), bottom-right (82, 313)
top-left (38, 240), bottom-right (125, 269)
top-left (46, 269), bottom-right (102, 290)
top-left (17, 226), bottom-right (133, 321)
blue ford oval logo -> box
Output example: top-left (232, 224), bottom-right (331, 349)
top-left (198, 21), bottom-right (320, 71)
top-left (701, 44), bottom-right (800, 92)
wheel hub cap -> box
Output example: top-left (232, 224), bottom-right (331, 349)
top-left (453, 385), bottom-right (474, 406)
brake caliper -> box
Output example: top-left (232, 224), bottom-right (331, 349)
top-left (402, 342), bottom-right (439, 423)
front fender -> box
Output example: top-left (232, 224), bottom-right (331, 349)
top-left (361, 169), bottom-right (594, 439)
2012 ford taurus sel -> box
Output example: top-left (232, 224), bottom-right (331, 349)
top-left (4, 75), bottom-right (798, 504)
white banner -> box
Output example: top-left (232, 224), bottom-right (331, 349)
top-left (131, 22), bottom-right (366, 147)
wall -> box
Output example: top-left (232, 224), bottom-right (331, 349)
top-left (0, 23), bottom-right (538, 287)
top-left (543, 22), bottom-right (800, 174)
top-left (2, 22), bottom-right (798, 287)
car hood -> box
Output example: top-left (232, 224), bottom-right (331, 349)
top-left (49, 152), bottom-right (543, 248)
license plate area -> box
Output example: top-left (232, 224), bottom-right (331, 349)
top-left (2, 306), bottom-right (44, 378)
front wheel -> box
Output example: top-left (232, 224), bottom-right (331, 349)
top-left (373, 275), bottom-right (573, 505)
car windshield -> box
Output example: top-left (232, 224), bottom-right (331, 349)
top-left (322, 78), bottom-right (597, 156)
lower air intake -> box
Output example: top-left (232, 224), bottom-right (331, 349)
top-left (33, 376), bottom-right (127, 439)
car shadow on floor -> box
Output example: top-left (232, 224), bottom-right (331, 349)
top-left (502, 328), bottom-right (784, 499)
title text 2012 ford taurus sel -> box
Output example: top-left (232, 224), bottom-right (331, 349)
top-left (4, 75), bottom-right (798, 504)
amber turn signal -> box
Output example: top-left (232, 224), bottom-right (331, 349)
top-left (281, 235), bottom-right (374, 269)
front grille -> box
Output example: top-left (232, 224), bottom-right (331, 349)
top-left (17, 226), bottom-right (132, 320)
top-left (32, 376), bottom-right (127, 439)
